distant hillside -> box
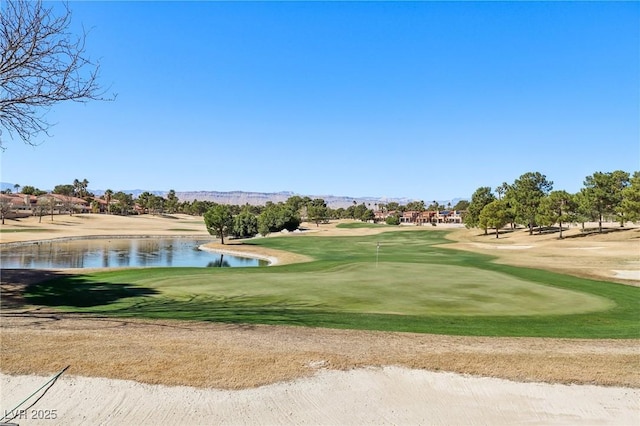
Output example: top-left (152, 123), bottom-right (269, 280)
top-left (2, 182), bottom-right (465, 209)
top-left (174, 191), bottom-right (417, 209)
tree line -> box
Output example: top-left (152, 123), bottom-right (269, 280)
top-left (0, 180), bottom-right (382, 238)
top-left (6, 169), bottom-right (637, 240)
top-left (463, 170), bottom-right (639, 238)
top-left (2, 178), bottom-right (460, 228)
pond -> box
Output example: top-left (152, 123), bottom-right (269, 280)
top-left (0, 238), bottom-right (269, 269)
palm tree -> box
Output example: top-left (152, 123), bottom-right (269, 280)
top-left (13, 183), bottom-right (20, 193)
top-left (73, 178), bottom-right (89, 198)
top-left (81, 178), bottom-right (89, 197)
top-left (104, 189), bottom-right (113, 214)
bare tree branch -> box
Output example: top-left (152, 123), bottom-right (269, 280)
top-left (0, 0), bottom-right (114, 149)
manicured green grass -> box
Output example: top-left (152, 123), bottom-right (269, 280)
top-left (24, 230), bottom-right (640, 338)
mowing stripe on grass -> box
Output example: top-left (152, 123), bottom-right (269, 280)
top-left (23, 229), bottom-right (640, 338)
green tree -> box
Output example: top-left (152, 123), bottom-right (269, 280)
top-left (426, 201), bottom-right (440, 211)
top-left (233, 208), bottom-right (259, 239)
top-left (307, 199), bottom-right (328, 226)
top-left (257, 203), bottom-right (278, 236)
top-left (53, 184), bottom-right (74, 196)
top-left (452, 199), bottom-right (470, 211)
top-left (165, 189), bottom-right (179, 214)
top-left (137, 194), bottom-right (162, 215)
top-left (582, 170), bottom-right (630, 232)
top-left (574, 190), bottom-right (596, 231)
top-left (281, 206), bottom-right (301, 231)
top-left (386, 202), bottom-right (400, 212)
top-left (385, 214), bottom-right (400, 225)
top-left (464, 187), bottom-right (496, 235)
top-left (21, 185), bottom-right (36, 195)
top-left (509, 172), bottom-right (553, 235)
top-left (536, 190), bottom-right (577, 239)
top-left (21, 185), bottom-right (46, 196)
top-left (620, 171), bottom-right (640, 223)
top-left (204, 204), bottom-right (233, 244)
top-left (360, 208), bottom-right (375, 222)
top-left (90, 199), bottom-right (100, 214)
top-left (495, 182), bottom-right (510, 200)
top-left (190, 200), bottom-right (207, 216)
top-left (406, 200), bottom-right (426, 212)
top-left (351, 203), bottom-right (369, 221)
top-left (479, 199), bottom-right (509, 238)
top-left (111, 191), bottom-right (133, 215)
top-left (285, 195), bottom-right (308, 213)
top-left (257, 219), bottom-right (270, 237)
top-left (257, 202), bottom-right (300, 235)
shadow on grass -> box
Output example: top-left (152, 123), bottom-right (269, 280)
top-left (101, 295), bottom-right (333, 327)
top-left (1, 269), bottom-right (73, 309)
top-left (81, 294), bottom-right (640, 338)
top-left (563, 227), bottom-right (636, 238)
top-left (25, 275), bottom-right (159, 308)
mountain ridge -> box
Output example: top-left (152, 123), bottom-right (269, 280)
top-left (173, 190), bottom-right (419, 209)
top-left (1, 182), bottom-right (465, 209)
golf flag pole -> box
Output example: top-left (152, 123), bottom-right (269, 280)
top-left (376, 241), bottom-right (380, 268)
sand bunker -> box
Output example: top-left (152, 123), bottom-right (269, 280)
top-left (2, 368), bottom-right (638, 425)
top-left (613, 270), bottom-right (640, 280)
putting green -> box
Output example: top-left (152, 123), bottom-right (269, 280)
top-left (24, 229), bottom-right (638, 337)
top-left (137, 262), bottom-right (614, 316)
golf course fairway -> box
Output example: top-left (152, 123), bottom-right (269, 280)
top-left (24, 229), bottom-right (639, 338)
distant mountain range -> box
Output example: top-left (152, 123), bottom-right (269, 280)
top-left (173, 191), bottom-right (423, 209)
top-left (0, 182), bottom-right (466, 209)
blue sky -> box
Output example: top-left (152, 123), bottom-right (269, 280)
top-left (1, 1), bottom-right (638, 201)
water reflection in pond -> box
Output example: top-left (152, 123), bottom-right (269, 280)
top-left (1, 239), bottom-right (268, 269)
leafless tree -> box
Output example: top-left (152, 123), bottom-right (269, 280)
top-left (0, 0), bottom-right (113, 149)
top-left (0, 196), bottom-right (13, 224)
top-left (34, 197), bottom-right (49, 222)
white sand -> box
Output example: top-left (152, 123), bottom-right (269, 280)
top-left (198, 245), bottom-right (280, 265)
top-left (613, 270), bottom-right (640, 280)
top-left (2, 368), bottom-right (638, 425)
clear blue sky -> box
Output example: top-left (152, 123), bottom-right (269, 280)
top-left (1, 1), bottom-right (638, 201)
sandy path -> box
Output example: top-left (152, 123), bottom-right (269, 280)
top-left (2, 368), bottom-right (638, 425)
